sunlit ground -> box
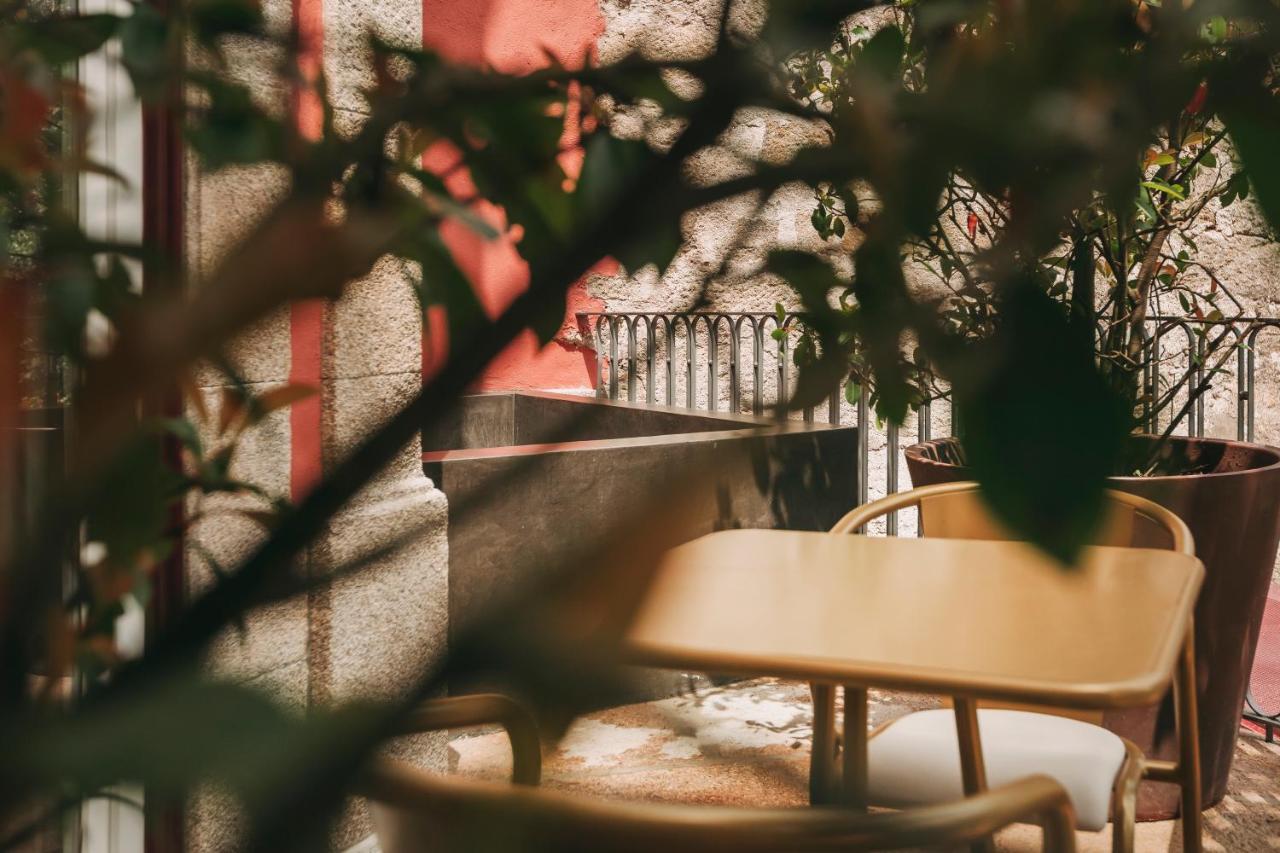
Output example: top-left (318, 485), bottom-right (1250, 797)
top-left (450, 678), bottom-right (1280, 852)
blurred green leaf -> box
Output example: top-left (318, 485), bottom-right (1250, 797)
top-left (6, 14), bottom-right (120, 65)
top-left (1202, 16), bottom-right (1227, 45)
top-left (1220, 76), bottom-right (1280, 234)
top-left (250, 383), bottom-right (319, 424)
top-left (42, 262), bottom-right (95, 356)
top-left (186, 78), bottom-right (284, 169)
top-left (575, 133), bottom-right (680, 274)
top-left (408, 230), bottom-right (486, 340)
top-left (86, 434), bottom-right (185, 574)
top-left (955, 286), bottom-right (1129, 564)
top-left (7, 677), bottom-right (382, 812)
top-left (188, 0), bottom-right (264, 44)
top-left (454, 88), bottom-right (570, 247)
top-left (1141, 179), bottom-right (1185, 200)
top-left (851, 237), bottom-right (912, 425)
top-left (766, 251), bottom-right (855, 407)
top-left (859, 25), bottom-right (905, 81)
top-left (156, 418), bottom-right (203, 460)
top-left (119, 2), bottom-right (172, 99)
top-left (760, 0), bottom-right (858, 59)
top-left (404, 168), bottom-right (500, 240)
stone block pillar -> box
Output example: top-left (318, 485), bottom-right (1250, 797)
top-left (183, 0), bottom-right (448, 848)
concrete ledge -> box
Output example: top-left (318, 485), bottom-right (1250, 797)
top-left (423, 392), bottom-right (858, 702)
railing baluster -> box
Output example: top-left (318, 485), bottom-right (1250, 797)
top-left (1183, 322), bottom-right (1197, 437)
top-left (1238, 339), bottom-right (1248, 442)
top-left (919, 401), bottom-right (932, 443)
top-left (1152, 326), bottom-right (1162, 432)
top-left (626, 317), bottom-right (638, 403)
top-left (886, 420), bottom-right (899, 535)
top-left (705, 316), bottom-right (718, 412)
top-left (1247, 326), bottom-right (1261, 443)
top-left (608, 316), bottom-right (621, 400)
top-left (665, 316), bottom-right (676, 406)
top-left (747, 317), bottom-right (757, 412)
top-left (641, 316), bottom-right (656, 405)
top-left (682, 316), bottom-right (695, 408)
top-left (777, 316), bottom-right (790, 420)
top-left (592, 316), bottom-right (607, 398)
top-left (1151, 324), bottom-right (1163, 434)
top-left (731, 317), bottom-right (747, 414)
top-left (1195, 332), bottom-right (1206, 437)
top-left (856, 385), bottom-right (869, 507)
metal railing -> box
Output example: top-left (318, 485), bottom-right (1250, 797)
top-left (579, 310), bottom-right (1280, 447)
top-left (1135, 316), bottom-right (1280, 441)
top-left (578, 311), bottom-right (952, 520)
top-left (580, 308), bottom-right (1280, 734)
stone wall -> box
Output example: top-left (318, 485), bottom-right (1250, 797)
top-left (584, 0), bottom-right (1280, 521)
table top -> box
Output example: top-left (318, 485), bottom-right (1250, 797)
top-left (624, 529), bottom-right (1204, 709)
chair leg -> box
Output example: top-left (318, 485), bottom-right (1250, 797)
top-left (809, 682), bottom-right (838, 804)
top-left (1176, 629), bottom-right (1202, 853)
top-left (953, 698), bottom-right (996, 853)
top-left (842, 685), bottom-right (870, 810)
top-left (1110, 740), bottom-right (1142, 853)
top-left (1042, 796), bottom-right (1080, 853)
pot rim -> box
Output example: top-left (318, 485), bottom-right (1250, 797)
top-left (905, 433), bottom-right (1280, 483)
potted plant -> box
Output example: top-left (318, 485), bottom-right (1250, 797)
top-left (783, 4), bottom-right (1280, 817)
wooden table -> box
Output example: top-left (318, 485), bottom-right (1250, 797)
top-left (623, 529), bottom-right (1204, 846)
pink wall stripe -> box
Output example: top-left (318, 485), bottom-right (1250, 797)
top-left (289, 0), bottom-right (325, 501)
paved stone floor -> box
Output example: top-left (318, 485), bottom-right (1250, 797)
top-left (450, 678), bottom-right (1280, 852)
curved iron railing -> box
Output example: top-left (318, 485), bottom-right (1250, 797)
top-left (578, 310), bottom-right (940, 525)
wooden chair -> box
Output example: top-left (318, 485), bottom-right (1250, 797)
top-left (360, 693), bottom-right (1080, 853)
top-left (818, 481), bottom-right (1201, 852)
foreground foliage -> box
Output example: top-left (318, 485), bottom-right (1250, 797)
top-left (4, 0), bottom-right (1280, 848)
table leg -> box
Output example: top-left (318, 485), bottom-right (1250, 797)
top-left (809, 682), bottom-right (838, 805)
top-left (842, 685), bottom-right (869, 809)
top-left (954, 697), bottom-right (995, 853)
top-left (1176, 628), bottom-right (1202, 853)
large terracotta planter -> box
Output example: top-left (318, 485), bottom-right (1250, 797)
top-left (905, 435), bottom-right (1280, 819)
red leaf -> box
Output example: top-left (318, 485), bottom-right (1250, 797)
top-left (1185, 82), bottom-right (1208, 116)
top-left (966, 211), bottom-right (978, 240)
top-left (0, 67), bottom-right (52, 174)
top-left (0, 278), bottom-right (25, 474)
top-left (252, 383), bottom-right (318, 420)
top-left (218, 387), bottom-right (246, 435)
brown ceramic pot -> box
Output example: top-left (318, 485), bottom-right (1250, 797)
top-left (905, 435), bottom-right (1280, 819)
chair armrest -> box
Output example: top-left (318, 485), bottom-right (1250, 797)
top-left (393, 694), bottom-right (541, 786)
top-left (363, 766), bottom-right (1077, 852)
top-left (866, 773), bottom-right (1076, 852)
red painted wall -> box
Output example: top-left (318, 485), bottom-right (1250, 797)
top-left (422, 0), bottom-right (609, 391)
top-left (288, 0), bottom-right (326, 500)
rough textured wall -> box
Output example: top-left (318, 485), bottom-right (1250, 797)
top-left (585, 0), bottom-right (1280, 523)
top-left (1173, 186), bottom-right (1280, 445)
top-left (587, 0), bottom-right (922, 516)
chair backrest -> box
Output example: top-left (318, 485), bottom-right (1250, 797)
top-left (830, 481), bottom-right (1193, 557)
top-left (830, 482), bottom-right (1193, 723)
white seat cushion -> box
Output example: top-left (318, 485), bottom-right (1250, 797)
top-left (867, 709), bottom-right (1126, 831)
